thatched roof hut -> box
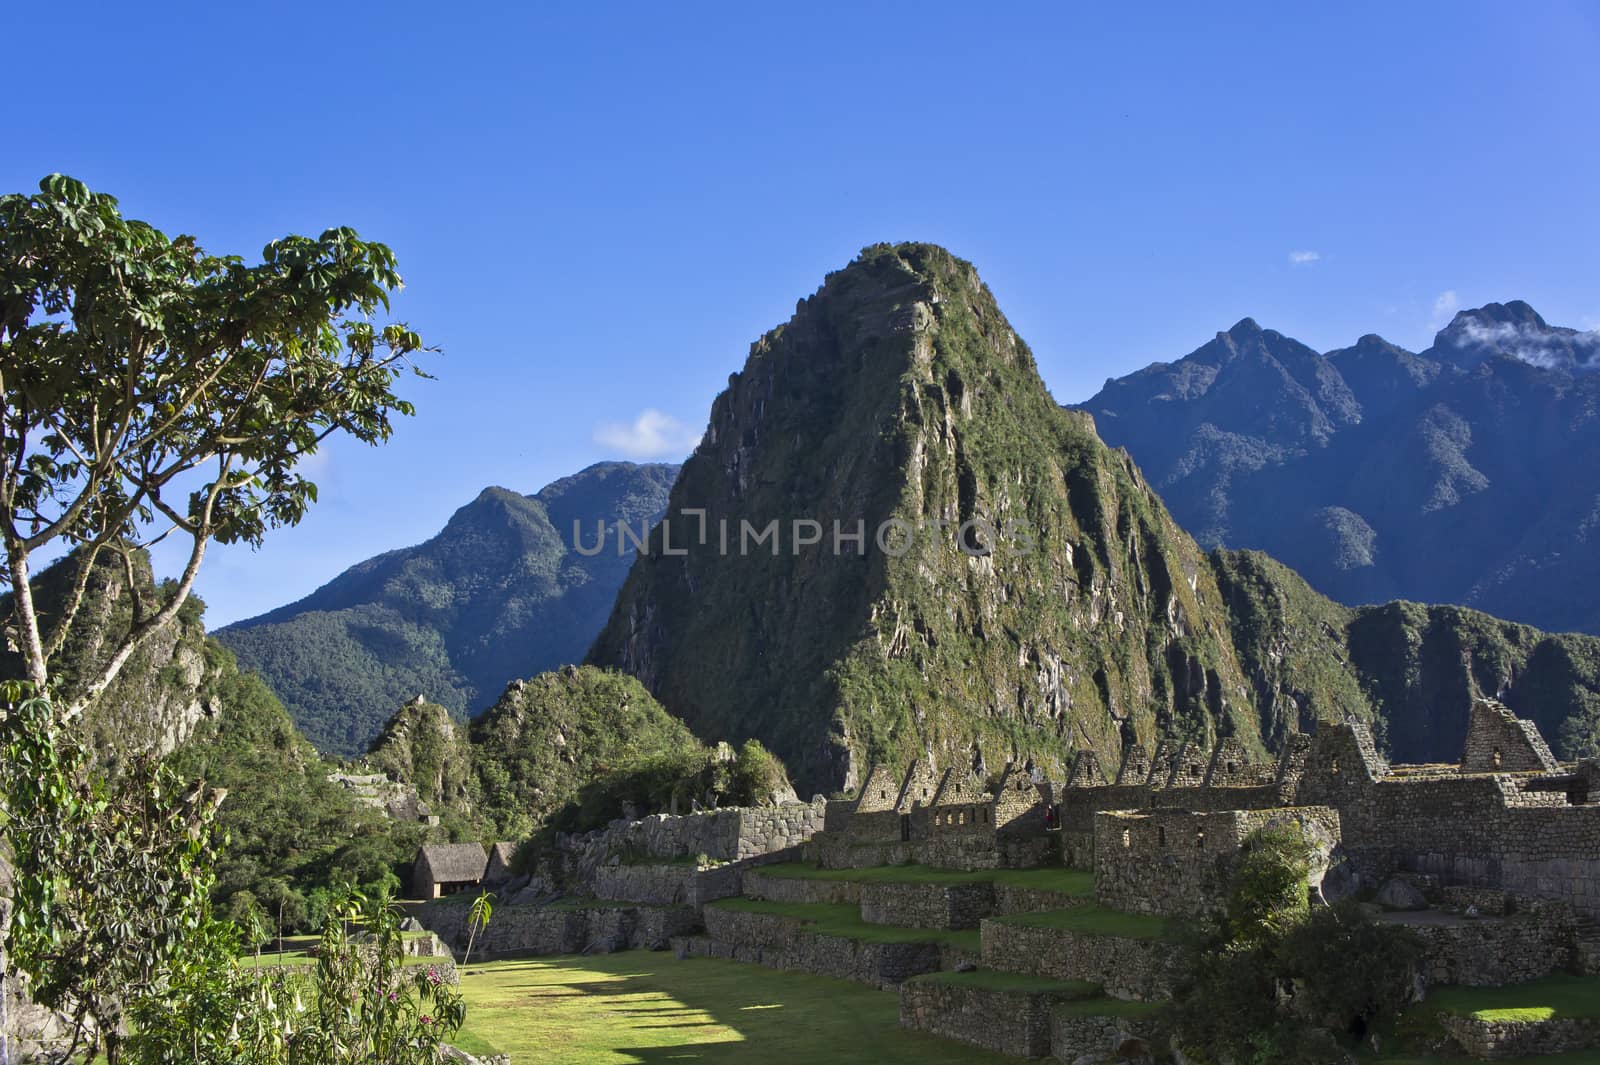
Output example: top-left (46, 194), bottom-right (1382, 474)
top-left (411, 843), bottom-right (487, 899)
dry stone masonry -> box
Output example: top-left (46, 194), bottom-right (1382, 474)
top-left (397, 696), bottom-right (1600, 1063)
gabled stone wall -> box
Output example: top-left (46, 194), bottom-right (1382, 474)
top-left (1462, 698), bottom-right (1561, 773)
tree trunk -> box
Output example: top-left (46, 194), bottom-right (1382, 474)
top-left (2, 536), bottom-right (47, 691)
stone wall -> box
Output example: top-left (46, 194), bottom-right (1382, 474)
top-left (552, 800), bottom-right (827, 896)
top-left (1394, 909), bottom-right (1583, 987)
top-left (859, 882), bottom-right (995, 930)
top-left (979, 919), bottom-right (1176, 1001)
top-left (1051, 1008), bottom-right (1164, 1064)
top-left (899, 979), bottom-right (1068, 1058)
top-left (691, 907), bottom-right (949, 989)
top-left (416, 900), bottom-right (699, 959)
top-left (1093, 807), bottom-right (1340, 918)
top-left (1461, 699), bottom-right (1560, 774)
top-left (1295, 725), bottom-right (1600, 916)
top-left (741, 870), bottom-right (862, 906)
top-left (589, 863), bottom-right (701, 907)
top-left (1440, 1012), bottom-right (1600, 1060)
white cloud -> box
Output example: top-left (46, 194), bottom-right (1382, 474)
top-left (1430, 290), bottom-right (1460, 329)
top-left (1287, 250), bottom-right (1321, 265)
top-left (593, 408), bottom-right (702, 459)
top-left (1450, 318), bottom-right (1600, 370)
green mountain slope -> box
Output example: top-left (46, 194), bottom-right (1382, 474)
top-left (1, 549), bottom-right (421, 930)
top-left (589, 244), bottom-right (1600, 793)
top-left (218, 461), bottom-right (678, 755)
top-left (364, 665), bottom-right (791, 841)
top-left (2, 550), bottom-right (224, 761)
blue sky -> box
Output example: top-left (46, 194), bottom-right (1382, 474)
top-left (8, 2), bottom-right (1598, 626)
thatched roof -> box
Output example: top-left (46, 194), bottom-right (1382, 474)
top-left (416, 843), bottom-right (487, 884)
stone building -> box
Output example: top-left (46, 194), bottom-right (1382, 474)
top-left (483, 842), bottom-right (519, 887)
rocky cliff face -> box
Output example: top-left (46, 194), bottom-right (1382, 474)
top-left (219, 461), bottom-right (679, 755)
top-left (1, 550), bottom-right (221, 761)
top-left (589, 244), bottom-right (1358, 794)
top-left (590, 246), bottom-right (1600, 792)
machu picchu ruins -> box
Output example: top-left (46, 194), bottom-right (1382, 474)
top-left (405, 697), bottom-right (1600, 1062)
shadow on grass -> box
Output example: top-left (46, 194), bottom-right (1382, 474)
top-left (459, 952), bottom-right (1016, 1064)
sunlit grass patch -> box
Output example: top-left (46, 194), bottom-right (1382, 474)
top-left (454, 953), bottom-right (1018, 1064)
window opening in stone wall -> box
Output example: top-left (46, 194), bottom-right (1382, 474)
top-left (1158, 826), bottom-right (1166, 847)
top-left (1195, 828), bottom-right (1206, 848)
top-left (1331, 756), bottom-right (1341, 775)
top-left (959, 811), bottom-right (967, 826)
top-left (1492, 748), bottom-right (1503, 768)
top-left (1122, 828), bottom-right (1131, 848)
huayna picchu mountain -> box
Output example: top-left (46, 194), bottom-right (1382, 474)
top-left (591, 245), bottom-right (1600, 795)
top-left (219, 461), bottom-right (677, 755)
top-left (1079, 302), bottom-right (1600, 635)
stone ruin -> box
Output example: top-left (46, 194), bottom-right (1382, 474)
top-left (399, 697), bottom-right (1600, 1064)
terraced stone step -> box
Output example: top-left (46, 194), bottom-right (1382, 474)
top-left (899, 970), bottom-right (1102, 1058)
top-left (979, 905), bottom-right (1178, 1002)
top-left (414, 897), bottom-right (700, 959)
top-left (744, 863), bottom-right (1094, 930)
top-left (1407, 975), bottom-right (1600, 1061)
top-left (686, 898), bottom-right (981, 989)
top-left (898, 969), bottom-right (1166, 1060)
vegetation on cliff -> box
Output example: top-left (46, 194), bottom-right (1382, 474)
top-left (364, 665), bottom-right (795, 841)
top-left (1211, 549), bottom-right (1600, 761)
top-left (590, 243), bottom-right (1600, 794)
top-left (219, 461), bottom-right (678, 756)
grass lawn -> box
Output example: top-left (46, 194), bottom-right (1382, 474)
top-left (991, 903), bottom-right (1169, 940)
top-left (754, 862), bottom-right (1094, 896)
top-left (1421, 974), bottom-right (1600, 1023)
top-left (706, 898), bottom-right (981, 952)
top-left (1378, 1053), bottom-right (1600, 1065)
top-left (453, 953), bottom-right (1019, 1064)
top-left (1376, 975), bottom-right (1600, 1065)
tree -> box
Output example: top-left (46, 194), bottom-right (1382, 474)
top-left (0, 174), bottom-right (430, 719)
top-left (461, 890), bottom-right (494, 969)
top-left (0, 680), bottom-right (225, 1063)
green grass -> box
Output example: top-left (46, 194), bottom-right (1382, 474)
top-left (706, 898), bottom-right (981, 952)
top-left (753, 862), bottom-right (1094, 896)
top-left (1426, 974), bottom-right (1600, 1023)
top-left (454, 953), bottom-right (1020, 1064)
top-left (992, 903), bottom-right (1169, 941)
top-left (1378, 1053), bottom-right (1600, 1065)
top-left (908, 970), bottom-right (1101, 997)
top-left (1375, 975), bottom-right (1600, 1065)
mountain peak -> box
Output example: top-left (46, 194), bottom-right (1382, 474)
top-left (1429, 299), bottom-right (1597, 372)
top-left (1225, 317), bottom-right (1264, 339)
top-left (592, 247), bottom-right (1294, 792)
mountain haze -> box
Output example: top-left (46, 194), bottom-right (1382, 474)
top-left (219, 461), bottom-right (678, 755)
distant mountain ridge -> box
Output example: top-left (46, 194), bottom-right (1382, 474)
top-left (1079, 303), bottom-right (1600, 634)
top-left (218, 461), bottom-right (679, 755)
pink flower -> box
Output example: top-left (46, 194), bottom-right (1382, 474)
top-left (420, 1016), bottom-right (432, 1025)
